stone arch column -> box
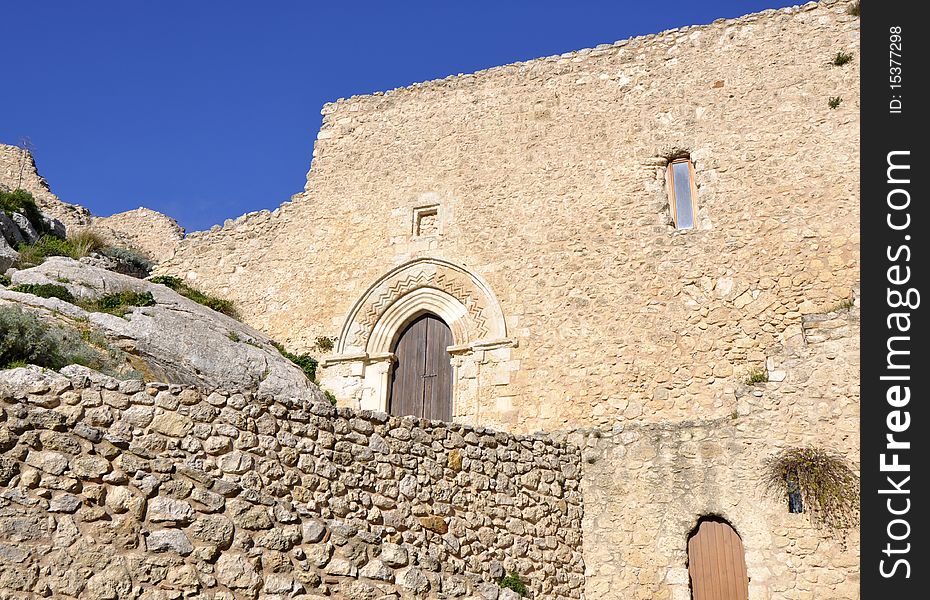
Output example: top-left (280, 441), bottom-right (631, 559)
top-left (321, 258), bottom-right (514, 415)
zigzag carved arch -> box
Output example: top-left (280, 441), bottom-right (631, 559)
top-left (336, 258), bottom-right (508, 355)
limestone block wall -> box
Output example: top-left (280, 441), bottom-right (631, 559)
top-left (573, 297), bottom-right (859, 599)
top-left (0, 367), bottom-right (584, 599)
top-left (160, 0), bottom-right (860, 433)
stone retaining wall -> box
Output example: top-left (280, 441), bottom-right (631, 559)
top-left (0, 367), bottom-right (584, 599)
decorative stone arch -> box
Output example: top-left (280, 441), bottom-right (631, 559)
top-left (323, 257), bottom-right (514, 415)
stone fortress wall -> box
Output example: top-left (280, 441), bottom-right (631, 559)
top-left (0, 283), bottom-right (859, 599)
top-left (159, 0), bottom-right (860, 434)
top-left (1, 2), bottom-right (862, 598)
top-left (573, 292), bottom-right (860, 599)
top-left (0, 367), bottom-right (584, 599)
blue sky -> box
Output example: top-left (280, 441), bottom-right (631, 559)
top-left (2, 1), bottom-right (797, 232)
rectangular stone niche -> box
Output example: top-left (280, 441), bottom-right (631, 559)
top-left (413, 205), bottom-right (439, 237)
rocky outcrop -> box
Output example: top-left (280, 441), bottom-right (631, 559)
top-left (1, 143), bottom-right (182, 263)
top-left (0, 366), bottom-right (584, 599)
top-left (0, 144), bottom-right (91, 232)
top-left (0, 235), bottom-right (16, 272)
top-left (0, 193), bottom-right (67, 272)
top-left (2, 257), bottom-right (324, 403)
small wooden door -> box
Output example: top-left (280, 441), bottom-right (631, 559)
top-left (389, 313), bottom-right (453, 421)
top-left (687, 519), bottom-right (749, 600)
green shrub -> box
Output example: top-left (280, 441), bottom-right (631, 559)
top-left (0, 305), bottom-right (61, 368)
top-left (271, 341), bottom-right (318, 382)
top-left (150, 275), bottom-right (237, 317)
top-left (149, 274), bottom-right (184, 288)
top-left (0, 305), bottom-right (138, 376)
top-left (10, 283), bottom-right (74, 302)
top-left (0, 189), bottom-right (48, 235)
top-left (847, 1), bottom-right (860, 17)
top-left (762, 447), bottom-right (859, 532)
top-left (102, 246), bottom-right (153, 276)
top-left (87, 291), bottom-right (156, 316)
top-left (314, 336), bottom-right (336, 353)
top-left (0, 274), bottom-right (10, 287)
top-left (14, 235), bottom-right (76, 268)
top-left (828, 96), bottom-right (842, 109)
top-left (68, 229), bottom-right (107, 257)
top-left (498, 573), bottom-right (528, 597)
top-left (745, 367), bottom-right (768, 385)
top-left (324, 390), bottom-right (337, 406)
top-left (832, 51), bottom-right (853, 67)
top-left (12, 243), bottom-right (45, 268)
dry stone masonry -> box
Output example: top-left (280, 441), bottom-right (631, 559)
top-left (0, 366), bottom-right (584, 599)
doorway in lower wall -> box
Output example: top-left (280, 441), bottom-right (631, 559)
top-left (687, 516), bottom-right (749, 600)
top-left (388, 312), bottom-right (453, 421)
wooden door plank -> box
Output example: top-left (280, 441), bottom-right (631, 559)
top-left (424, 315), bottom-right (453, 421)
top-left (389, 315), bottom-right (428, 417)
top-left (688, 520), bottom-right (749, 600)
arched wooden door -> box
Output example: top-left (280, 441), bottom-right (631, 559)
top-left (687, 518), bottom-right (749, 600)
top-left (388, 313), bottom-right (453, 421)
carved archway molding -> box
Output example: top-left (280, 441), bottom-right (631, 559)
top-left (321, 257), bottom-right (514, 414)
top-left (330, 257), bottom-right (512, 358)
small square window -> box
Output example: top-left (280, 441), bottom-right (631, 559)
top-left (667, 158), bottom-right (698, 230)
top-left (413, 205), bottom-right (439, 237)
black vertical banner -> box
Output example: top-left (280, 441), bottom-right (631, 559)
top-left (861, 1), bottom-right (925, 597)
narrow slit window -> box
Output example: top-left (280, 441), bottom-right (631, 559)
top-left (667, 158), bottom-right (698, 230)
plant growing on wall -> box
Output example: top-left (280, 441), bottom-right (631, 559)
top-left (314, 335), bottom-right (336, 353)
top-left (762, 446), bottom-right (859, 533)
top-left (271, 341), bottom-right (318, 382)
top-left (498, 572), bottom-right (529, 597)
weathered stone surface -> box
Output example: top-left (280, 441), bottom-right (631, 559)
top-left (25, 450), bottom-right (69, 475)
top-left (396, 567), bottom-right (430, 594)
top-left (84, 563), bottom-right (133, 600)
top-left (10, 212), bottom-right (38, 243)
top-left (215, 553), bottom-right (262, 591)
top-left (150, 412), bottom-right (192, 437)
top-left (0, 212), bottom-right (25, 248)
top-left (379, 543), bottom-right (408, 568)
top-left (105, 485), bottom-right (146, 517)
top-left (0, 365), bottom-right (71, 396)
top-left (7, 257), bottom-right (327, 402)
top-left (146, 529), bottom-right (194, 555)
top-left (147, 496), bottom-right (194, 523)
top-left (359, 558), bottom-right (393, 581)
top-left (0, 233), bottom-right (16, 271)
top-left (72, 455), bottom-right (110, 478)
top-left (190, 514), bottom-right (235, 548)
top-left (48, 493), bottom-right (82, 513)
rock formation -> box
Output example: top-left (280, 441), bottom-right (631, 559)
top-left (0, 143), bottom-right (183, 264)
top-left (2, 257), bottom-right (324, 403)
